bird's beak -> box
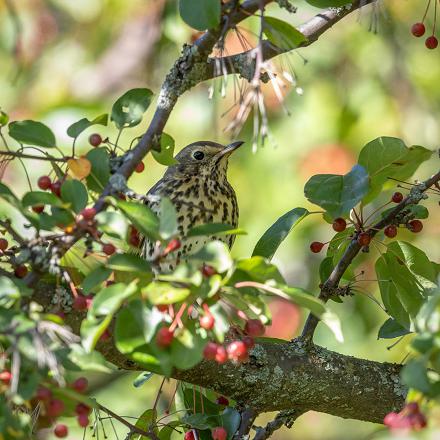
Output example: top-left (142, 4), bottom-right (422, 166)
top-left (220, 141), bottom-right (245, 156)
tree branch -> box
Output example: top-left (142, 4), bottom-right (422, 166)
top-left (301, 170), bottom-right (440, 342)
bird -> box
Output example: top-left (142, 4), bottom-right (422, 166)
top-left (140, 140), bottom-right (244, 271)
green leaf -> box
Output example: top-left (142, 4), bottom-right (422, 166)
top-left (179, 0), bottom-right (220, 31)
top-left (96, 211), bottom-right (129, 239)
top-left (0, 110), bottom-right (9, 126)
top-left (252, 208), bottom-right (309, 260)
top-left (358, 137), bottom-right (432, 203)
top-left (183, 387), bottom-right (221, 415)
top-left (182, 413), bottom-right (216, 430)
top-left (321, 310), bottom-right (344, 343)
top-left (8, 120), bottom-right (56, 148)
top-left (67, 114), bottom-right (108, 138)
top-left (263, 17), bottom-right (307, 50)
top-left (401, 359), bottom-right (431, 394)
top-left (68, 344), bottom-right (116, 373)
top-left (304, 165), bottom-right (369, 218)
top-left (378, 318), bottom-right (411, 339)
top-left (135, 409), bottom-right (157, 433)
top-left (188, 223), bottom-right (247, 238)
top-left (152, 133), bottom-right (178, 166)
top-left (319, 257), bottom-right (333, 283)
top-left (416, 290), bottom-right (440, 333)
top-left (83, 266), bottom-right (112, 294)
top-left (0, 276), bottom-right (31, 308)
top-left (22, 191), bottom-right (62, 208)
top-left (80, 315), bottom-right (113, 353)
top-left (234, 257), bottom-right (285, 284)
top-left (306, 0), bottom-right (351, 7)
top-left (220, 407), bottom-right (241, 440)
top-left (133, 372), bottom-right (154, 388)
top-left (116, 200), bottom-right (160, 241)
top-left (159, 197), bottom-right (178, 240)
top-left (171, 325), bottom-right (205, 370)
top-left (107, 253), bottom-right (152, 272)
top-left (85, 147), bottom-right (110, 193)
top-left (111, 88), bottom-right (153, 129)
top-left (189, 241), bottom-right (233, 273)
top-left (142, 281), bottom-right (191, 305)
top-left (275, 285), bottom-right (327, 317)
top-left (115, 300), bottom-right (163, 353)
top-left (90, 281), bottom-right (139, 317)
top-left (60, 179), bottom-right (88, 213)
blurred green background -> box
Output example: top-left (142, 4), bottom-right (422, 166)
top-left (1, 0), bottom-right (439, 438)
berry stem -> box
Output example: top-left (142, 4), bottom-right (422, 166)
top-left (423, 0), bottom-right (432, 22)
top-left (168, 303), bottom-right (187, 332)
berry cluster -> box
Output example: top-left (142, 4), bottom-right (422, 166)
top-left (411, 0), bottom-right (439, 49)
top-left (384, 402), bottom-right (427, 431)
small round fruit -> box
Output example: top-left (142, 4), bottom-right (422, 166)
top-left (215, 345), bottom-right (227, 364)
top-left (384, 412), bottom-right (399, 427)
top-left (332, 217), bottom-right (347, 232)
top-left (426, 35), bottom-right (439, 49)
top-left (244, 319), bottom-right (265, 337)
top-left (0, 238), bottom-right (8, 251)
top-left (156, 304), bottom-right (169, 313)
top-left (102, 243), bottom-right (116, 256)
top-left (32, 204), bottom-right (44, 213)
top-left (408, 219), bottom-right (423, 233)
top-left (184, 431), bottom-right (195, 440)
top-left (200, 314), bottom-right (215, 330)
top-left (54, 424), bottom-right (68, 438)
top-left (50, 181), bottom-right (62, 197)
top-left (77, 413), bottom-right (89, 428)
top-left (202, 264), bottom-right (217, 277)
top-left (411, 22), bottom-right (426, 37)
top-left (72, 377), bottom-right (88, 393)
top-left (36, 387), bottom-right (52, 401)
top-left (37, 175), bottom-right (52, 190)
top-left (47, 399), bottom-right (65, 417)
top-left (405, 402), bottom-right (419, 414)
top-left (163, 239), bottom-right (181, 255)
top-left (135, 162), bottom-right (145, 173)
top-left (73, 295), bottom-right (89, 311)
top-left (212, 426), bottom-right (227, 440)
top-left (216, 396), bottom-right (229, 406)
top-left (357, 232), bottom-right (371, 246)
top-left (89, 133), bottom-right (102, 147)
top-left (0, 370), bottom-right (12, 385)
top-left (14, 265), bottom-right (28, 278)
top-left (310, 241), bottom-right (324, 253)
top-left (227, 340), bottom-right (248, 362)
top-left (75, 403), bottom-right (91, 415)
top-left (156, 327), bottom-right (174, 347)
top-left (81, 207), bottom-right (97, 221)
top-left (384, 225), bottom-right (397, 238)
top-left (203, 342), bottom-right (218, 360)
top-left (391, 192), bottom-right (403, 203)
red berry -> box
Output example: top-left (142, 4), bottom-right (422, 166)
top-left (135, 162), bottom-right (145, 173)
top-left (200, 314), bottom-right (215, 330)
top-left (408, 220), bottom-right (423, 233)
top-left (184, 431), bottom-right (195, 440)
top-left (89, 133), bottom-right (102, 147)
top-left (203, 342), bottom-right (218, 360)
top-left (47, 399), bottom-right (65, 417)
top-left (411, 22), bottom-right (426, 37)
top-left (243, 336), bottom-right (255, 349)
top-left (73, 295), bottom-right (89, 311)
top-left (81, 207), bottom-right (97, 221)
top-left (384, 225), bottom-right (397, 238)
top-left (77, 413), bottom-right (89, 428)
top-left (215, 345), bottom-right (228, 364)
top-left (409, 412), bottom-right (427, 429)
top-left (102, 243), bottom-right (116, 256)
top-left (14, 265), bottom-right (28, 278)
top-left (216, 396), bottom-right (229, 406)
top-left (227, 340), bottom-right (248, 363)
top-left (391, 192), bottom-right (403, 203)
top-left (425, 35), bottom-right (438, 49)
top-left (156, 304), bottom-right (169, 313)
top-left (212, 426), bottom-right (227, 440)
top-left (332, 217), bottom-right (347, 232)
top-left (75, 403), bottom-right (91, 415)
top-left (163, 239), bottom-right (181, 255)
top-left (32, 204), bottom-right (44, 213)
top-left (36, 387), bottom-right (52, 401)
top-left (0, 238), bottom-right (8, 251)
top-left (38, 175), bottom-right (52, 190)
top-left (202, 264), bottom-right (217, 277)
top-left (357, 232), bottom-right (371, 246)
top-left (50, 181), bottom-right (62, 197)
top-left (310, 241), bottom-right (324, 253)
top-left (0, 370), bottom-right (12, 385)
top-left (405, 402), bottom-right (419, 414)
top-left (244, 319), bottom-right (265, 337)
top-left (54, 424), bottom-right (68, 438)
top-left (156, 327), bottom-right (174, 347)
top-left (72, 377), bottom-right (88, 393)
top-left (384, 412), bottom-right (399, 427)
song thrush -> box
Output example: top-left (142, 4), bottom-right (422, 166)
top-left (141, 140), bottom-right (244, 271)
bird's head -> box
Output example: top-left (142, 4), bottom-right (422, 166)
top-left (164, 140), bottom-right (244, 179)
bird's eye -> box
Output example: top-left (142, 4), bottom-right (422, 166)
top-left (193, 151), bottom-right (205, 160)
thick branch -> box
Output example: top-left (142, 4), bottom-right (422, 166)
top-left (301, 170), bottom-right (440, 341)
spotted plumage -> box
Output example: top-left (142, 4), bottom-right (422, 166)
top-left (141, 140), bottom-right (243, 271)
